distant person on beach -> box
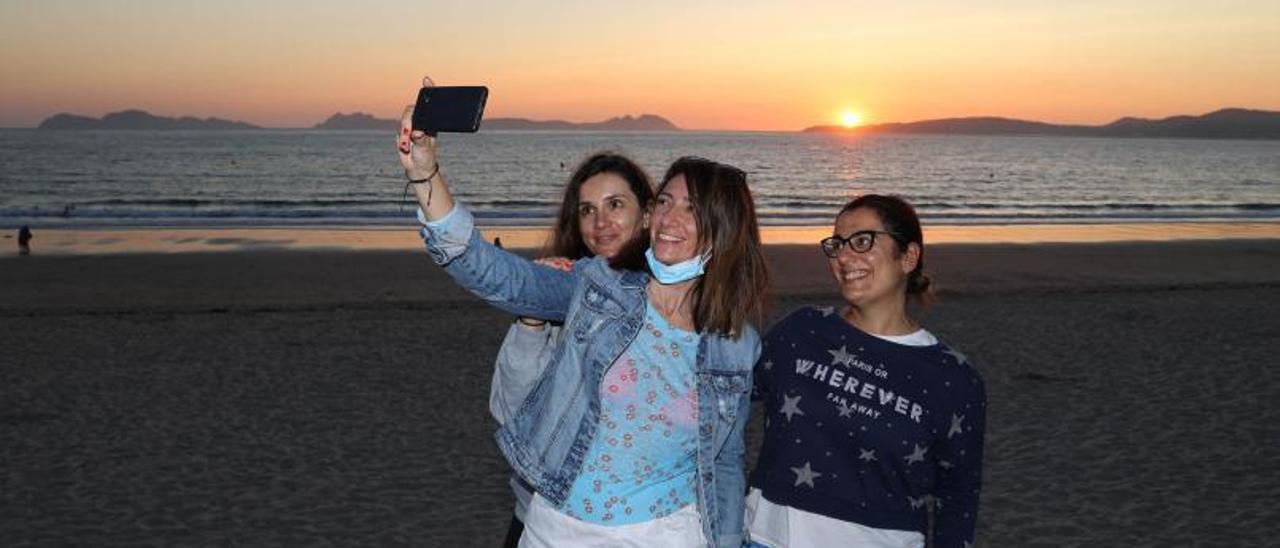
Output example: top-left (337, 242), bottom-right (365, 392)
top-left (489, 152), bottom-right (655, 547)
top-left (18, 225), bottom-right (32, 255)
top-left (399, 79), bottom-right (770, 548)
top-left (745, 195), bottom-right (986, 548)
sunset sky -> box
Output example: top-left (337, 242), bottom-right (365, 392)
top-left (2, 1), bottom-right (1278, 130)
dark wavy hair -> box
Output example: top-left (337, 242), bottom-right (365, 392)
top-left (613, 157), bottom-right (771, 336)
top-left (837, 194), bottom-right (934, 305)
top-left (543, 152), bottom-right (654, 259)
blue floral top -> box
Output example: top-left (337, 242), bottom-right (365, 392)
top-left (563, 303), bottom-right (701, 525)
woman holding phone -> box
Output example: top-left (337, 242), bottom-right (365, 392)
top-left (489, 152), bottom-right (655, 547)
top-left (746, 195), bottom-right (985, 548)
top-left (398, 80), bottom-right (770, 547)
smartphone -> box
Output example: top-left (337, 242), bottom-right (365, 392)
top-left (411, 86), bottom-right (488, 134)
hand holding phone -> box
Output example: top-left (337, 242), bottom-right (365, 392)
top-left (411, 86), bottom-right (488, 135)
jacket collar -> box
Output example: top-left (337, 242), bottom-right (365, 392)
top-left (619, 268), bottom-right (648, 290)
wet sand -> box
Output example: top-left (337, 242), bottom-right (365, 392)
top-left (5, 220), bottom-right (1280, 256)
top-left (2, 238), bottom-right (1279, 546)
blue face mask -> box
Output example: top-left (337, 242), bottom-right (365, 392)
top-left (645, 246), bottom-right (709, 284)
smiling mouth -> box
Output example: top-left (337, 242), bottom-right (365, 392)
top-left (840, 269), bottom-right (870, 281)
top-left (656, 233), bottom-right (684, 243)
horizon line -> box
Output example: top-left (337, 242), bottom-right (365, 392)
top-left (11, 105), bottom-right (1279, 132)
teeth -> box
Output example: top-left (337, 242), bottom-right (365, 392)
top-left (842, 270), bottom-right (869, 280)
top-left (657, 233), bottom-right (682, 242)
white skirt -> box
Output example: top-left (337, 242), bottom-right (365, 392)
top-left (519, 492), bottom-right (706, 548)
top-left (746, 488), bottom-right (923, 548)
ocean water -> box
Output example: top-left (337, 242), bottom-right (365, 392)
top-left (1, 129), bottom-right (1277, 227)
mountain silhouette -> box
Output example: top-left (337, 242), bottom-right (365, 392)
top-left (313, 112), bottom-right (398, 130)
top-left (313, 113), bottom-right (681, 131)
top-left (38, 110), bottom-right (258, 130)
top-left (485, 114), bottom-right (680, 131)
top-left (805, 108), bottom-right (1280, 139)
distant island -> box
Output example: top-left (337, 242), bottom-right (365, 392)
top-left (313, 112), bottom-right (680, 131)
top-left (313, 112), bottom-right (396, 130)
top-left (38, 109), bottom-right (259, 130)
top-left (486, 114), bottom-right (680, 131)
top-left (804, 108), bottom-right (1280, 140)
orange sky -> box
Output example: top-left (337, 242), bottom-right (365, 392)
top-left (2, 1), bottom-right (1278, 130)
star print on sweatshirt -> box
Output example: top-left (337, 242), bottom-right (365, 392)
top-left (751, 306), bottom-right (986, 548)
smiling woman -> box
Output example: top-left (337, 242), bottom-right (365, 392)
top-left (488, 151), bottom-right (656, 548)
top-left (747, 194), bottom-right (985, 548)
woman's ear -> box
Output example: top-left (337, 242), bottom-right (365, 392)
top-left (900, 242), bottom-right (921, 274)
top-left (641, 208), bottom-right (651, 229)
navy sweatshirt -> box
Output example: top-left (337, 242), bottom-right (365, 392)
top-left (751, 306), bottom-right (986, 547)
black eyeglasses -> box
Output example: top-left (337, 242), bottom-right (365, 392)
top-left (820, 230), bottom-right (898, 257)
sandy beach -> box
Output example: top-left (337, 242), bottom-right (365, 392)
top-left (2, 230), bottom-right (1279, 547)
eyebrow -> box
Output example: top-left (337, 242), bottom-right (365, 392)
top-left (835, 229), bottom-right (883, 237)
top-left (582, 193), bottom-right (633, 204)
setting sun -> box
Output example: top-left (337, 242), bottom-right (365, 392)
top-left (840, 110), bottom-right (863, 128)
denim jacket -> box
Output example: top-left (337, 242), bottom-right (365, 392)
top-left (421, 204), bottom-right (758, 548)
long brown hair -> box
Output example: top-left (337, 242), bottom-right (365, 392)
top-left (544, 152), bottom-right (654, 259)
top-left (613, 157), bottom-right (771, 337)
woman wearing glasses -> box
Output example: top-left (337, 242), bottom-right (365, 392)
top-left (746, 195), bottom-right (986, 548)
top-left (398, 85), bottom-right (769, 547)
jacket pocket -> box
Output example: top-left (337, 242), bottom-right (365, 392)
top-left (703, 371), bottom-right (750, 423)
top-left (572, 282), bottom-right (623, 343)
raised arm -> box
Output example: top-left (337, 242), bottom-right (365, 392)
top-left (398, 77), bottom-right (455, 222)
top-left (399, 77), bottom-right (579, 321)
